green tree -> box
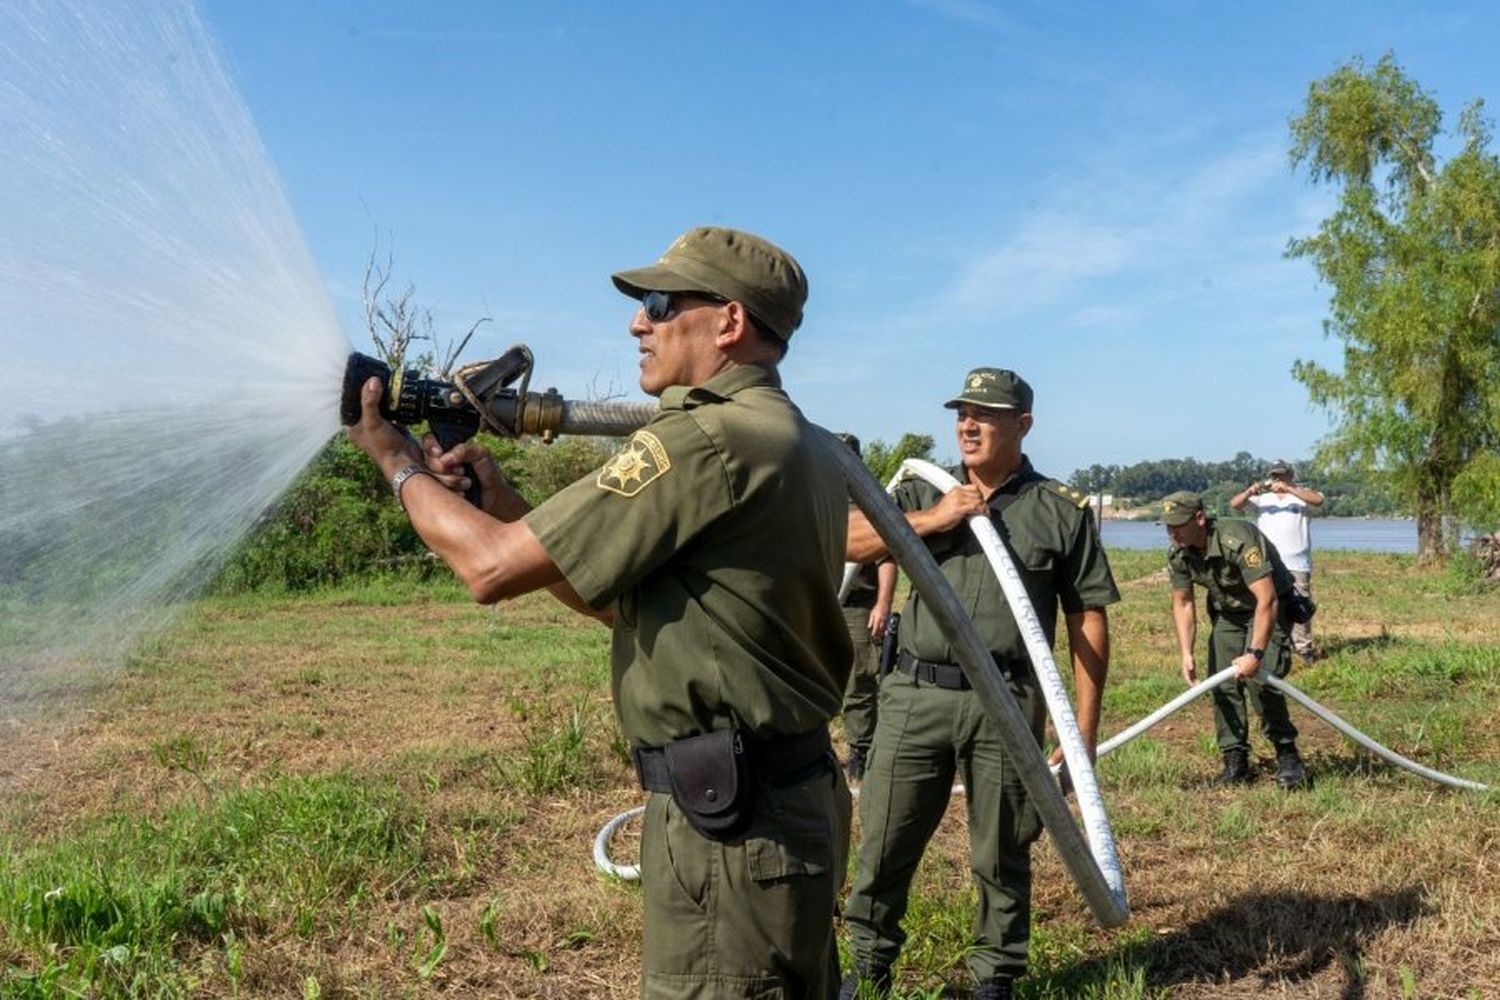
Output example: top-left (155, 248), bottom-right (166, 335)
top-left (1069, 463), bottom-right (1121, 495)
top-left (863, 433), bottom-right (935, 484)
top-left (1288, 54), bottom-right (1500, 562)
top-left (1451, 451), bottom-right (1500, 533)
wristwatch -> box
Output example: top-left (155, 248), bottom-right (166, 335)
top-left (1247, 647), bottom-right (1265, 661)
top-left (390, 462), bottom-right (432, 510)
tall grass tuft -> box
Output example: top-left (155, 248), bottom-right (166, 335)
top-left (0, 772), bottom-right (425, 995)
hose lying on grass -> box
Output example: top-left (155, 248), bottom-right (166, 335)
top-left (1094, 666), bottom-right (1491, 793)
top-left (595, 447), bottom-right (1494, 893)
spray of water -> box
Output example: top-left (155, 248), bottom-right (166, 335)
top-left (0, 1), bottom-right (350, 710)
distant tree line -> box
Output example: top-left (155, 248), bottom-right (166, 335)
top-left (1066, 451), bottom-right (1401, 518)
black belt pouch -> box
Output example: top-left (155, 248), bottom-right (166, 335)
top-left (1286, 592), bottom-right (1317, 624)
top-left (664, 729), bottom-right (758, 840)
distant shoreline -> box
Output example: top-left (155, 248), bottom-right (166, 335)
top-left (1100, 515), bottom-right (1420, 553)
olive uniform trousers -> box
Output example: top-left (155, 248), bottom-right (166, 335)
top-left (840, 604), bottom-right (881, 755)
top-left (1207, 608), bottom-right (1297, 752)
top-left (843, 666), bottom-right (1046, 983)
top-left (640, 764), bottom-right (851, 998)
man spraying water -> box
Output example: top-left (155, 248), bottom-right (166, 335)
top-left (346, 226), bottom-right (854, 998)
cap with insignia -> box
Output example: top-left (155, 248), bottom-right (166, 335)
top-left (611, 226), bottom-right (807, 341)
top-left (944, 368), bottom-right (1033, 413)
top-left (1159, 490), bottom-right (1205, 526)
top-left (1267, 459), bottom-right (1294, 477)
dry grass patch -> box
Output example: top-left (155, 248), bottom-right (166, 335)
top-left (2, 558), bottom-right (1497, 997)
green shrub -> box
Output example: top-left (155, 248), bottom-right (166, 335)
top-left (212, 433), bottom-right (619, 593)
top-left (212, 435), bottom-right (427, 592)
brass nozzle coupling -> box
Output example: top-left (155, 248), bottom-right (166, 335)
top-left (518, 388), bottom-right (565, 442)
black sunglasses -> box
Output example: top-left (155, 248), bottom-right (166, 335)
top-left (641, 289), bottom-right (727, 323)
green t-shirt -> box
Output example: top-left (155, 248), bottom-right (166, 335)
top-left (894, 458), bottom-right (1120, 666)
top-left (524, 364), bottom-right (852, 746)
top-left (1167, 517), bottom-right (1292, 616)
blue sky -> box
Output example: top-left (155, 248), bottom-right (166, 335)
top-left (200, 0), bottom-right (1500, 478)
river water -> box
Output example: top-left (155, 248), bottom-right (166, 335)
top-left (1100, 517), bottom-right (1419, 553)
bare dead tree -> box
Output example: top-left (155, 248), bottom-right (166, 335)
top-left (362, 230), bottom-right (490, 376)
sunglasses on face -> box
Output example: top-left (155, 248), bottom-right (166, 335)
top-left (641, 289), bottom-right (727, 323)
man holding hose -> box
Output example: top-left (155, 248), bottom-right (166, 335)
top-left (347, 226), bottom-right (853, 998)
top-left (1160, 490), bottom-right (1308, 790)
top-left (840, 368), bottom-right (1118, 999)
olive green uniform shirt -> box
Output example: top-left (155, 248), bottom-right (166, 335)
top-left (524, 364), bottom-right (853, 747)
top-left (894, 458), bottom-right (1120, 665)
top-left (1167, 517), bottom-right (1293, 617)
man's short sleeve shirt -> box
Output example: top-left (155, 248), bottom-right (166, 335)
top-left (1167, 518), bottom-right (1291, 615)
top-left (1248, 492), bottom-right (1313, 572)
top-left (524, 365), bottom-right (853, 746)
top-left (894, 459), bottom-right (1120, 666)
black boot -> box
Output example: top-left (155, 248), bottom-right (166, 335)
top-left (975, 976), bottom-right (1014, 1000)
top-left (1275, 743), bottom-right (1308, 789)
top-left (1215, 748), bottom-right (1252, 786)
top-left (837, 964), bottom-right (891, 999)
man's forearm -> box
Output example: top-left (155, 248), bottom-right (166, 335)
top-left (485, 480), bottom-right (533, 522)
top-left (874, 559), bottom-right (898, 613)
top-left (1171, 595), bottom-right (1197, 658)
top-left (1066, 608), bottom-right (1110, 752)
top-left (847, 507), bottom-right (949, 562)
top-left (393, 473), bottom-right (564, 605)
top-left (1293, 485), bottom-right (1325, 506)
top-left (1251, 593), bottom-right (1278, 651)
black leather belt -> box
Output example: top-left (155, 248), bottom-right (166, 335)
top-left (632, 727), bottom-right (833, 793)
top-left (896, 650), bottom-right (1024, 689)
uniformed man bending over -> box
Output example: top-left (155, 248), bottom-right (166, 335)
top-left (840, 369), bottom-right (1118, 1000)
top-left (347, 227), bottom-right (854, 998)
top-left (1159, 490), bottom-right (1308, 789)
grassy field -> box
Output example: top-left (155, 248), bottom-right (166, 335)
top-left (1, 550), bottom-right (1497, 998)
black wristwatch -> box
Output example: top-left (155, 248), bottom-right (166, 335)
top-left (1247, 647), bottom-right (1265, 661)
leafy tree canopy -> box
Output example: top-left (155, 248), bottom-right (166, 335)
top-left (1288, 54), bottom-right (1500, 561)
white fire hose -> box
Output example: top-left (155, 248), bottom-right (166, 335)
top-left (1095, 665), bottom-right (1491, 793)
top-left (590, 439), bottom-right (1493, 919)
top-left (597, 449), bottom-right (1130, 927)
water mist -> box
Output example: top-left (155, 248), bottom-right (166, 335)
top-left (0, 1), bottom-right (350, 710)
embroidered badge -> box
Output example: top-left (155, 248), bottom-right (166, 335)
top-left (967, 371), bottom-right (996, 390)
top-left (1244, 547), bottom-right (1263, 568)
top-left (597, 431), bottom-right (671, 497)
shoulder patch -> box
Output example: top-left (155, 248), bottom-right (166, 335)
top-left (597, 430), bottom-right (671, 497)
top-left (1243, 546), bottom-right (1263, 567)
top-left (1046, 481), bottom-right (1091, 508)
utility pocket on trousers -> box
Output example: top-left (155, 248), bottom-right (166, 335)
top-left (744, 782), bottom-right (832, 882)
top-left (653, 796), bottom-right (713, 914)
top-left (745, 830), bottom-right (830, 882)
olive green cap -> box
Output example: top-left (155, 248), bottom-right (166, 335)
top-left (611, 226), bottom-right (807, 341)
top-left (944, 368), bottom-right (1033, 413)
top-left (1160, 490), bottom-right (1205, 526)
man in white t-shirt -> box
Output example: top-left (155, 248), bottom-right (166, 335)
top-left (1231, 460), bottom-right (1325, 659)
